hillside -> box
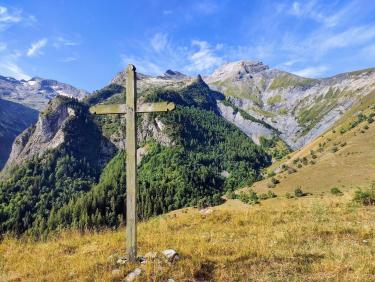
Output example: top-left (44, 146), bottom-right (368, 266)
top-left (0, 75), bottom-right (89, 110)
top-left (1, 194), bottom-right (374, 281)
top-left (205, 61), bottom-right (375, 149)
top-left (247, 90), bottom-right (375, 196)
top-left (0, 99), bottom-right (38, 169)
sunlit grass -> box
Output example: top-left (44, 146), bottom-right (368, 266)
top-left (1, 195), bottom-right (374, 281)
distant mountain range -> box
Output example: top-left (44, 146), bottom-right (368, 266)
top-left (0, 75), bottom-right (89, 110)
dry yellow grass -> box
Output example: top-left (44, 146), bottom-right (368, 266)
top-left (1, 195), bottom-right (374, 281)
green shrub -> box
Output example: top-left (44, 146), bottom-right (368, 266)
top-left (331, 146), bottom-right (338, 153)
top-left (225, 190), bottom-right (236, 200)
top-left (238, 190), bottom-right (259, 205)
top-left (353, 184), bottom-right (375, 205)
top-left (267, 171), bottom-right (276, 178)
top-left (294, 187), bottom-right (306, 197)
top-left (330, 187), bottom-right (343, 195)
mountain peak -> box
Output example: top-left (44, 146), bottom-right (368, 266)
top-left (162, 69), bottom-right (187, 80)
top-left (207, 60), bottom-right (269, 82)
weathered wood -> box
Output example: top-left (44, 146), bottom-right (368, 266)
top-left (89, 102), bottom-right (175, 115)
top-left (126, 64), bottom-right (137, 262)
top-left (137, 102), bottom-right (175, 113)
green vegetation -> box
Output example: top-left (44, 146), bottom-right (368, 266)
top-left (0, 100), bottom-right (108, 236)
top-left (267, 95), bottom-right (282, 106)
top-left (278, 107), bottom-right (288, 115)
top-left (259, 135), bottom-right (291, 160)
top-left (353, 183), bottom-right (375, 205)
top-left (269, 74), bottom-right (315, 90)
top-left (298, 88), bottom-right (344, 135)
top-left (83, 84), bottom-right (124, 106)
top-left (330, 187), bottom-right (343, 195)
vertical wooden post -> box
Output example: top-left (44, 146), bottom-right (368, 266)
top-left (126, 64), bottom-right (137, 261)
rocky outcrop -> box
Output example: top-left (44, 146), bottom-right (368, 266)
top-left (4, 96), bottom-right (116, 170)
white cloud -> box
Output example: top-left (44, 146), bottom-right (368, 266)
top-left (150, 33), bottom-right (168, 52)
top-left (121, 55), bottom-right (164, 75)
top-left (184, 40), bottom-right (223, 73)
top-left (292, 65), bottom-right (328, 77)
top-left (287, 0), bottom-right (354, 28)
top-left (27, 38), bottom-right (48, 57)
top-left (0, 53), bottom-right (30, 80)
top-left (319, 26), bottom-right (375, 52)
top-left (0, 5), bottom-right (22, 30)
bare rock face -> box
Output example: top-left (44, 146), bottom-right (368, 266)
top-left (4, 96), bottom-right (116, 170)
top-left (217, 101), bottom-right (273, 145)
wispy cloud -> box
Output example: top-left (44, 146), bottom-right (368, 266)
top-left (53, 36), bottom-right (80, 48)
top-left (185, 40), bottom-right (223, 73)
top-left (0, 5), bottom-right (22, 30)
top-left (0, 52), bottom-right (30, 80)
top-left (287, 0), bottom-right (347, 27)
top-left (27, 38), bottom-right (48, 57)
top-left (150, 33), bottom-right (168, 52)
top-left (292, 65), bottom-right (329, 77)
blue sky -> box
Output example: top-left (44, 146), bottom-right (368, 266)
top-left (0, 0), bottom-right (375, 91)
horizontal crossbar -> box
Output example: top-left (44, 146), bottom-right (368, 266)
top-left (89, 102), bottom-right (175, 115)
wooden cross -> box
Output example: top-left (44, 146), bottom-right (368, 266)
top-left (89, 64), bottom-right (175, 262)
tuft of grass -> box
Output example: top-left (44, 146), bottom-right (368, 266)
top-left (330, 187), bottom-right (343, 196)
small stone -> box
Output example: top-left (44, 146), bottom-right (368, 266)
top-left (162, 249), bottom-right (180, 262)
top-left (144, 251), bottom-right (158, 260)
top-left (116, 256), bottom-right (128, 265)
top-left (112, 269), bottom-right (121, 276)
top-left (126, 268), bottom-right (142, 282)
top-left (167, 279), bottom-right (175, 282)
top-left (363, 240), bottom-right (369, 244)
top-left (199, 208), bottom-right (213, 215)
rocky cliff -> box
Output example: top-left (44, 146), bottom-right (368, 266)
top-left (4, 96), bottom-right (116, 171)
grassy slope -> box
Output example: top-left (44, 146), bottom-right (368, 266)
top-left (250, 91), bottom-right (375, 195)
top-left (0, 195), bottom-right (374, 281)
